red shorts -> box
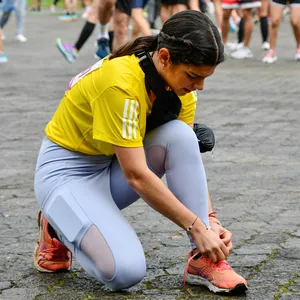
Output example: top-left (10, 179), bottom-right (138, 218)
top-left (222, 0), bottom-right (261, 9)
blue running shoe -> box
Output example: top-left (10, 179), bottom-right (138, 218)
top-left (59, 13), bottom-right (73, 22)
top-left (56, 38), bottom-right (78, 63)
top-left (0, 53), bottom-right (8, 63)
top-left (95, 38), bottom-right (110, 60)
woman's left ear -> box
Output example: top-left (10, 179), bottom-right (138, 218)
top-left (159, 48), bottom-right (171, 66)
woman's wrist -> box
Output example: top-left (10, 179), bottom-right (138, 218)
top-left (188, 217), bottom-right (209, 237)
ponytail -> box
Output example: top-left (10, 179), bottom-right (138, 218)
top-left (109, 35), bottom-right (158, 60)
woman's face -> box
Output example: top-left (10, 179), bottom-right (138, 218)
top-left (154, 48), bottom-right (217, 96)
top-left (165, 63), bottom-right (217, 96)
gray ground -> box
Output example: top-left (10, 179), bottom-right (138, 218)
top-left (0, 9), bottom-right (299, 300)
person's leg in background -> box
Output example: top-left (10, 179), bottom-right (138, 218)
top-left (56, 0), bottom-right (100, 62)
top-left (0, 28), bottom-right (8, 63)
top-left (258, 0), bottom-right (270, 50)
top-left (160, 2), bottom-right (170, 23)
top-left (50, 0), bottom-right (60, 13)
top-left (230, 7), bottom-right (254, 58)
top-left (131, 0), bottom-right (151, 40)
top-left (111, 0), bottom-right (131, 51)
top-left (188, 0), bottom-right (200, 11)
top-left (230, 0), bottom-right (261, 59)
top-left (15, 0), bottom-right (27, 42)
top-left (221, 7), bottom-right (234, 48)
top-left (59, 0), bottom-right (78, 21)
top-left (262, 2), bottom-right (284, 63)
top-left (0, 0), bottom-right (14, 43)
top-left (289, 5), bottom-right (300, 60)
top-left (95, 0), bottom-right (115, 58)
top-left (170, 0), bottom-right (188, 16)
top-left (214, 0), bottom-right (223, 31)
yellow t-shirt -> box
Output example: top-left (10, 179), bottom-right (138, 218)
top-left (45, 54), bottom-right (198, 156)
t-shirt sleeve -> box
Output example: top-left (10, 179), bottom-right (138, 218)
top-left (91, 86), bottom-right (143, 148)
top-left (178, 91), bottom-right (198, 124)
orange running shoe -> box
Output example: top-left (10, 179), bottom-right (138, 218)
top-left (184, 251), bottom-right (248, 294)
top-left (34, 211), bottom-right (72, 272)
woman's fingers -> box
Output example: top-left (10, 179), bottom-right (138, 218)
top-left (220, 229), bottom-right (232, 245)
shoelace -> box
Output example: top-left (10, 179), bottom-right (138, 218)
top-left (183, 252), bottom-right (231, 288)
top-left (41, 245), bottom-right (73, 268)
top-left (183, 251), bottom-right (201, 288)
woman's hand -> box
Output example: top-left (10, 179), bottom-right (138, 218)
top-left (210, 222), bottom-right (233, 254)
top-left (190, 221), bottom-right (230, 263)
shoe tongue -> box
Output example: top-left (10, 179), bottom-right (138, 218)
top-left (52, 238), bottom-right (65, 249)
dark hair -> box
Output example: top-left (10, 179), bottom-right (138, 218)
top-left (109, 10), bottom-right (224, 66)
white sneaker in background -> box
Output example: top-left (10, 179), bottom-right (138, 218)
top-left (81, 6), bottom-right (91, 19)
top-left (16, 34), bottom-right (27, 42)
top-left (295, 48), bottom-right (300, 61)
top-left (225, 42), bottom-right (244, 52)
top-left (230, 47), bottom-right (253, 59)
top-left (262, 41), bottom-right (270, 51)
top-left (50, 5), bottom-right (56, 13)
top-left (262, 50), bottom-right (277, 64)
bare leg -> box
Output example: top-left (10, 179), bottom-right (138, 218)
top-left (290, 6), bottom-right (300, 46)
top-left (160, 4), bottom-right (170, 24)
top-left (221, 8), bottom-right (232, 44)
top-left (188, 0), bottom-right (200, 11)
top-left (131, 8), bottom-right (151, 40)
top-left (214, 0), bottom-right (223, 28)
top-left (170, 4), bottom-right (187, 15)
top-left (112, 9), bottom-right (130, 51)
top-left (99, 0), bottom-right (116, 25)
top-left (269, 4), bottom-right (284, 50)
top-left (242, 8), bottom-right (253, 48)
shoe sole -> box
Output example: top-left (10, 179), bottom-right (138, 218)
top-left (230, 54), bottom-right (253, 59)
top-left (56, 38), bottom-right (74, 63)
top-left (185, 274), bottom-right (248, 294)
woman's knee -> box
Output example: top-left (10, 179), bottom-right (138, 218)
top-left (156, 120), bottom-right (198, 147)
top-left (108, 255), bottom-right (146, 290)
top-left (290, 16), bottom-right (300, 28)
top-left (80, 225), bottom-right (146, 290)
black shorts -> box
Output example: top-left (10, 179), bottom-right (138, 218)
top-left (271, 0), bottom-right (300, 6)
top-left (116, 0), bottom-right (133, 15)
top-left (160, 0), bottom-right (188, 6)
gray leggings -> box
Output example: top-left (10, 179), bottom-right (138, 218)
top-left (34, 120), bottom-right (209, 291)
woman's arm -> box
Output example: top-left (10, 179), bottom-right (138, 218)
top-left (114, 145), bottom-right (229, 262)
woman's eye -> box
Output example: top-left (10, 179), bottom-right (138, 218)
top-left (188, 74), bottom-right (198, 79)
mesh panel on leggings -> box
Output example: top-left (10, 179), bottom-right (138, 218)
top-left (80, 225), bottom-right (116, 280)
top-left (146, 146), bottom-right (167, 175)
